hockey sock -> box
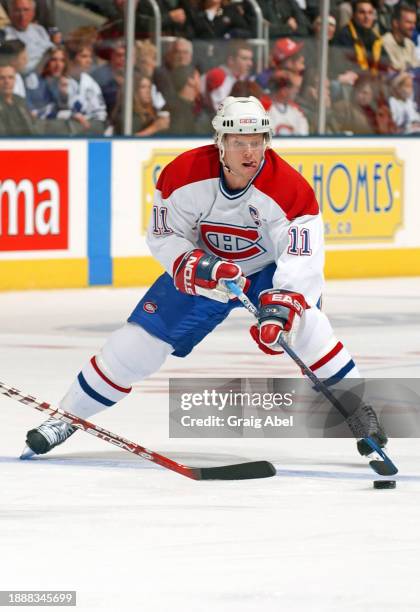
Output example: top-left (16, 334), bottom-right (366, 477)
top-left (294, 308), bottom-right (361, 383)
top-left (60, 356), bottom-right (132, 419)
top-left (60, 323), bottom-right (173, 419)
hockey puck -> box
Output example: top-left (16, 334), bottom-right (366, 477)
top-left (373, 480), bottom-right (396, 489)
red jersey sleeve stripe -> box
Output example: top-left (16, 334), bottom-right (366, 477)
top-left (91, 356), bottom-right (132, 393)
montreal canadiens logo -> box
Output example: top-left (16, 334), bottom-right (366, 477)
top-left (143, 301), bottom-right (157, 313)
top-left (200, 222), bottom-right (265, 260)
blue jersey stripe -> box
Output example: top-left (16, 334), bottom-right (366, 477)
top-left (77, 372), bottom-right (115, 407)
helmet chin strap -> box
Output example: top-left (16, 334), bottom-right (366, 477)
top-left (222, 161), bottom-right (238, 176)
top-left (218, 136), bottom-right (237, 175)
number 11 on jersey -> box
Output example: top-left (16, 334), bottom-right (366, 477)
top-left (287, 226), bottom-right (312, 255)
top-left (152, 205), bottom-right (173, 235)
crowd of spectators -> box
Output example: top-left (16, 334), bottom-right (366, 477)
top-left (1, 0), bottom-right (420, 136)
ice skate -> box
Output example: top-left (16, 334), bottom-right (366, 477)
top-left (346, 404), bottom-right (388, 456)
top-left (23, 417), bottom-right (76, 456)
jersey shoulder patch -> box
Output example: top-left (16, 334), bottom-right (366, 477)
top-left (157, 145), bottom-right (220, 200)
top-left (254, 149), bottom-right (319, 220)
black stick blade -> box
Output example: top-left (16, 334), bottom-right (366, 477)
top-left (193, 460), bottom-right (276, 481)
top-left (370, 459), bottom-right (398, 476)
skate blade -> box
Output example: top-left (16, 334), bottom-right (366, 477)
top-left (20, 445), bottom-right (36, 460)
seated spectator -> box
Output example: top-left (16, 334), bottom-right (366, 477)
top-left (202, 39), bottom-right (253, 111)
top-left (190, 0), bottom-right (254, 40)
top-left (66, 25), bottom-right (99, 60)
top-left (0, 0), bottom-right (55, 29)
top-left (382, 3), bottom-right (419, 72)
top-left (92, 40), bottom-right (125, 116)
top-left (5, 0), bottom-right (53, 74)
top-left (25, 46), bottom-right (68, 119)
top-left (113, 73), bottom-right (171, 136)
top-left (306, 15), bottom-right (359, 100)
top-left (166, 65), bottom-right (212, 135)
top-left (41, 46), bottom-right (68, 101)
top-left (375, 93), bottom-right (398, 133)
top-left (0, 39), bottom-right (27, 97)
top-left (257, 0), bottom-right (309, 38)
top-left (135, 39), bottom-right (168, 110)
top-left (0, 62), bottom-right (38, 134)
top-left (0, 39), bottom-right (67, 122)
top-left (97, 0), bottom-right (193, 42)
top-left (158, 38), bottom-right (193, 94)
top-left (62, 39), bottom-right (107, 134)
top-left (332, 73), bottom-right (395, 133)
top-left (296, 69), bottom-right (340, 132)
top-left (268, 71), bottom-right (309, 135)
top-left (153, 38), bottom-right (193, 104)
top-left (388, 71), bottom-right (420, 132)
top-left (255, 38), bottom-right (305, 93)
top-left (336, 0), bottom-right (390, 75)
top-left (157, 0), bottom-right (195, 38)
top-left (164, 36), bottom-right (194, 69)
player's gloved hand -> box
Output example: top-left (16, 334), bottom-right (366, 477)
top-left (250, 289), bottom-right (308, 354)
top-left (173, 249), bottom-right (248, 303)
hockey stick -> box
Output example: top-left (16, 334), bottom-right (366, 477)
top-left (225, 281), bottom-right (398, 477)
top-left (0, 381), bottom-right (276, 481)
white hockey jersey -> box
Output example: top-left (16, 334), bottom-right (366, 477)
top-left (147, 145), bottom-right (324, 305)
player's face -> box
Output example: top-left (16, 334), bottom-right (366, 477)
top-left (223, 133), bottom-right (265, 183)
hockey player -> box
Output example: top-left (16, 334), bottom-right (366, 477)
top-left (23, 96), bottom-right (387, 457)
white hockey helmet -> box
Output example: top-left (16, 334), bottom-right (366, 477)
top-left (212, 96), bottom-right (273, 160)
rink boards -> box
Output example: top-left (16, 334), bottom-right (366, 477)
top-left (0, 137), bottom-right (419, 290)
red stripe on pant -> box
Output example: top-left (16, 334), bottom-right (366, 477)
top-left (310, 341), bottom-right (343, 372)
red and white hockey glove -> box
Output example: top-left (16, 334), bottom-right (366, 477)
top-left (250, 289), bottom-right (308, 354)
top-left (173, 249), bottom-right (248, 303)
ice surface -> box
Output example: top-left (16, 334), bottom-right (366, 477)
top-left (1, 278), bottom-right (420, 611)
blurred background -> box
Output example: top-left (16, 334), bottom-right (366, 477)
top-left (1, 0), bottom-right (420, 137)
